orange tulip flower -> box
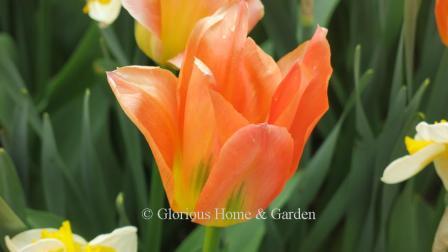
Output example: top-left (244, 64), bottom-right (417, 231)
top-left (122, 0), bottom-right (264, 65)
top-left (436, 0), bottom-right (448, 46)
top-left (107, 2), bottom-right (332, 226)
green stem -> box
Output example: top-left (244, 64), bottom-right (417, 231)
top-left (203, 227), bottom-right (221, 252)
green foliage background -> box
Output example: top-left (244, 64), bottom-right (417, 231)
top-left (0, 0), bottom-right (448, 251)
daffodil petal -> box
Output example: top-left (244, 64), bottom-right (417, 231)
top-left (6, 228), bottom-right (88, 251)
top-left (20, 239), bottom-right (64, 252)
top-left (88, 0), bottom-right (122, 27)
top-left (381, 143), bottom-right (446, 184)
top-left (7, 229), bottom-right (55, 250)
top-left (433, 208), bottom-right (448, 252)
top-left (89, 226), bottom-right (138, 252)
top-left (435, 156), bottom-right (448, 190)
top-left (416, 121), bottom-right (448, 143)
top-left (4, 236), bottom-right (18, 252)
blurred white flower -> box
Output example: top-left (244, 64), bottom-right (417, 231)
top-left (4, 221), bottom-right (137, 252)
top-left (84, 0), bottom-right (122, 27)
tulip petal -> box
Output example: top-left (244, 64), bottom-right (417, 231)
top-left (134, 22), bottom-right (163, 65)
top-left (416, 121), bottom-right (448, 143)
top-left (181, 2), bottom-right (276, 122)
top-left (268, 63), bottom-right (303, 128)
top-left (245, 0), bottom-right (264, 31)
top-left (159, 0), bottom-right (230, 62)
top-left (122, 0), bottom-right (161, 36)
top-left (381, 143), bottom-right (446, 184)
top-left (194, 124), bottom-right (294, 226)
top-left (269, 27), bottom-right (332, 176)
top-left (277, 42), bottom-right (309, 77)
top-left (277, 27), bottom-right (327, 77)
top-left (107, 66), bottom-right (178, 208)
top-left (177, 58), bottom-right (217, 211)
top-left (276, 28), bottom-right (327, 77)
top-left (180, 1), bottom-right (248, 104)
top-left (89, 226), bottom-right (138, 252)
top-left (233, 38), bottom-right (282, 122)
top-left (435, 0), bottom-right (448, 46)
top-left (209, 89), bottom-right (249, 146)
top-left (435, 156), bottom-right (448, 190)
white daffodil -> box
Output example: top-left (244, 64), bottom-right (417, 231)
top-left (83, 0), bottom-right (122, 27)
top-left (382, 120), bottom-right (448, 188)
top-left (4, 221), bottom-right (137, 252)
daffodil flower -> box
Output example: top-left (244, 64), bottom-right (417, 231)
top-left (4, 221), bottom-right (137, 252)
top-left (83, 0), bottom-right (122, 27)
top-left (381, 120), bottom-right (448, 188)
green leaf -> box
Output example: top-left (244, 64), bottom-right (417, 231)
top-left (0, 196), bottom-right (27, 241)
top-left (143, 163), bottom-right (165, 252)
top-left (314, 0), bottom-right (341, 27)
top-left (0, 149), bottom-right (26, 219)
top-left (25, 208), bottom-right (64, 229)
top-left (175, 227), bottom-right (205, 252)
top-left (403, 0), bottom-right (422, 93)
top-left (41, 114), bottom-right (67, 216)
top-left (101, 27), bottom-right (129, 66)
top-left (116, 104), bottom-right (148, 226)
top-left (425, 49), bottom-right (448, 120)
top-left (287, 121), bottom-right (342, 210)
top-left (79, 89), bottom-right (114, 230)
top-left (224, 219), bottom-right (266, 252)
top-left (262, 0), bottom-right (298, 56)
top-left (39, 24), bottom-right (101, 111)
top-left (41, 113), bottom-right (94, 235)
top-left (386, 183), bottom-right (420, 252)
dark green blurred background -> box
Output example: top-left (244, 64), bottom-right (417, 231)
top-left (1, 0), bottom-right (448, 251)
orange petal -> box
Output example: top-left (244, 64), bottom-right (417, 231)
top-left (122, 0), bottom-right (161, 37)
top-left (107, 66), bottom-right (178, 208)
top-left (134, 22), bottom-right (164, 64)
top-left (246, 0), bottom-right (264, 30)
top-left (233, 38), bottom-right (282, 122)
top-left (159, 0), bottom-right (229, 62)
top-left (209, 89), bottom-right (249, 146)
top-left (175, 59), bottom-right (217, 211)
top-left (179, 1), bottom-right (249, 110)
top-left (277, 42), bottom-right (308, 77)
top-left (269, 27), bottom-right (332, 177)
top-left (436, 0), bottom-right (448, 46)
top-left (229, 0), bottom-right (264, 31)
top-left (180, 2), bottom-right (277, 123)
top-left (276, 27), bottom-right (328, 77)
top-left (268, 63), bottom-right (304, 127)
top-left (194, 124), bottom-right (294, 227)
